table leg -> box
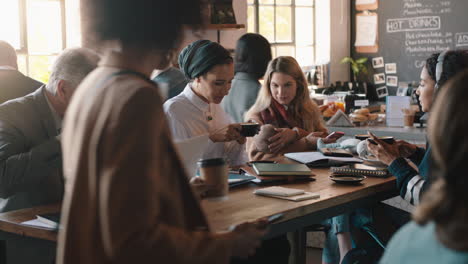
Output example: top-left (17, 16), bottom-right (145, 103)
top-left (289, 229), bottom-right (307, 264)
top-left (0, 240), bottom-right (5, 264)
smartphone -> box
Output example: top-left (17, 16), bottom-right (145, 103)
top-left (247, 160), bottom-right (277, 167)
top-left (326, 131), bottom-right (345, 140)
top-left (367, 136), bottom-right (395, 145)
top-left (267, 213), bottom-right (284, 224)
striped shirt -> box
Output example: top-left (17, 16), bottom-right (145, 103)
top-left (387, 145), bottom-right (431, 205)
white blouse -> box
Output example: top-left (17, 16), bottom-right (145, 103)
top-left (163, 84), bottom-right (247, 166)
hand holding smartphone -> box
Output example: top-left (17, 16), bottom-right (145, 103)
top-left (326, 131), bottom-right (345, 140)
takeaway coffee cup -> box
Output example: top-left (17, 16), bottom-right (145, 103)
top-left (403, 114), bottom-right (415, 128)
top-left (197, 158), bottom-right (229, 199)
top-left (240, 122), bottom-right (260, 137)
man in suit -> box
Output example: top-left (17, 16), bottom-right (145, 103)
top-left (0, 47), bottom-right (99, 264)
top-left (0, 40), bottom-right (43, 103)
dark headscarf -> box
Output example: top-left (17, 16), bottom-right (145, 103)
top-left (178, 39), bottom-right (232, 79)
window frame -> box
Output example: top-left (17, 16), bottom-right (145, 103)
top-left (248, 0), bottom-right (316, 66)
top-left (14, 0), bottom-right (67, 76)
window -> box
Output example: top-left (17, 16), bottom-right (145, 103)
top-left (247, 0), bottom-right (316, 67)
top-left (0, 0), bottom-right (81, 83)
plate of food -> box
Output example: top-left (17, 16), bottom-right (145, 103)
top-left (329, 175), bottom-right (366, 184)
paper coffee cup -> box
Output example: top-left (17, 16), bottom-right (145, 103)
top-left (197, 158), bottom-right (228, 199)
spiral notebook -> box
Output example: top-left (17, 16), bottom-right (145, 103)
top-left (331, 164), bottom-right (390, 178)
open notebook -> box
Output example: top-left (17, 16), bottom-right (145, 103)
top-left (285, 151), bottom-right (362, 167)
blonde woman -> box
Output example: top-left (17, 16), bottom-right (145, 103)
top-left (246, 56), bottom-right (351, 264)
top-left (245, 56), bottom-right (333, 161)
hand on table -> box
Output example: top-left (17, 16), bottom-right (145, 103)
top-left (305, 131), bottom-right (337, 145)
top-left (189, 177), bottom-right (209, 198)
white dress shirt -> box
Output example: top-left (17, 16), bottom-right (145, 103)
top-left (164, 84), bottom-right (247, 166)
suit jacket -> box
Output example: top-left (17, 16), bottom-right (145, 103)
top-left (0, 70), bottom-right (43, 104)
top-left (221, 72), bottom-right (261, 123)
top-left (0, 86), bottom-right (63, 212)
top-left (57, 53), bottom-right (231, 264)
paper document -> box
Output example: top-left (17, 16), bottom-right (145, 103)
top-left (21, 219), bottom-right (56, 229)
top-left (386, 96), bottom-right (411, 127)
top-left (355, 15), bottom-right (378, 46)
top-left (285, 152), bottom-right (362, 167)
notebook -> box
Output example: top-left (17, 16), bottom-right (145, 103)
top-left (319, 148), bottom-right (354, 157)
top-left (254, 186), bottom-right (305, 197)
top-left (254, 187), bottom-right (320, 202)
top-left (252, 163), bottom-right (312, 176)
top-left (331, 164), bottom-right (389, 178)
top-left (285, 151), bottom-right (363, 167)
top-left (228, 173), bottom-right (256, 188)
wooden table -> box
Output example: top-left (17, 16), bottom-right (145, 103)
top-left (0, 161), bottom-right (397, 263)
top-left (201, 163), bottom-right (397, 262)
top-left (0, 203), bottom-right (59, 242)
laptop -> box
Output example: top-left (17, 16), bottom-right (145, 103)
top-left (174, 135), bottom-right (208, 178)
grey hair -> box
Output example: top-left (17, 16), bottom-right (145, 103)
top-left (46, 47), bottom-right (100, 94)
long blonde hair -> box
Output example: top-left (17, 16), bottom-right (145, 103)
top-left (245, 56), bottom-right (325, 131)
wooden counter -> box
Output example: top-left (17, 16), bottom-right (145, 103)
top-left (329, 125), bottom-right (426, 143)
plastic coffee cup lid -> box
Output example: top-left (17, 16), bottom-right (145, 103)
top-left (197, 158), bottom-right (226, 167)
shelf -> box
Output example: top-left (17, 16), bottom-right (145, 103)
top-left (205, 24), bottom-right (245, 30)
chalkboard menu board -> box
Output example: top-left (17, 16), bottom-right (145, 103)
top-left (351, 0), bottom-right (468, 90)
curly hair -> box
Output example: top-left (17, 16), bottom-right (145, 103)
top-left (414, 69), bottom-right (468, 251)
top-left (425, 50), bottom-right (468, 89)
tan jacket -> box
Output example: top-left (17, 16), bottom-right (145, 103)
top-left (57, 53), bottom-right (231, 264)
top-left (246, 111), bottom-right (327, 161)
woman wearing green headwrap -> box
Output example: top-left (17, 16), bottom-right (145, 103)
top-left (165, 38), bottom-right (290, 264)
top-left (164, 40), bottom-right (248, 166)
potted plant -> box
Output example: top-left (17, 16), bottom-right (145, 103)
top-left (340, 56), bottom-right (368, 82)
top-left (340, 56), bottom-right (369, 94)
top-left (339, 56), bottom-right (372, 112)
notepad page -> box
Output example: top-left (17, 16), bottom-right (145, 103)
top-left (254, 186), bottom-right (305, 197)
top-left (285, 152), bottom-right (362, 164)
